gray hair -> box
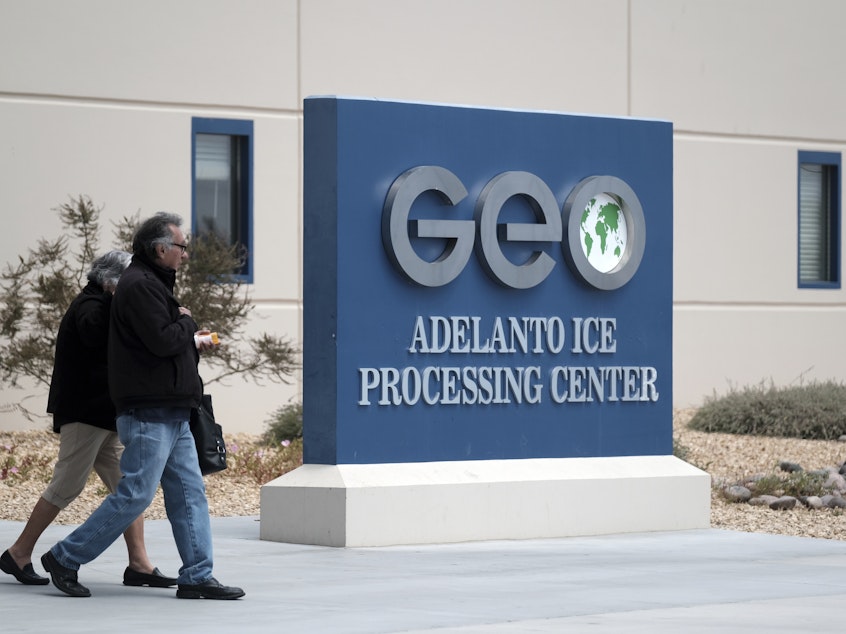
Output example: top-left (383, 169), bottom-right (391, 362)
top-left (87, 250), bottom-right (132, 288)
top-left (131, 211), bottom-right (183, 259)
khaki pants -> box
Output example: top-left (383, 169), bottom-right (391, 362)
top-left (42, 423), bottom-right (123, 509)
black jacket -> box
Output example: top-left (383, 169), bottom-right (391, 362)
top-left (47, 282), bottom-right (116, 432)
top-left (108, 253), bottom-right (202, 414)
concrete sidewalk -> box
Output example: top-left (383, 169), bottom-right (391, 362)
top-left (1, 516), bottom-right (845, 633)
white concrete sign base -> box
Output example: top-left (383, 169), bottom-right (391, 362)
top-left (260, 456), bottom-right (711, 547)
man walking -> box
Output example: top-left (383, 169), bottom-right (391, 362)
top-left (41, 212), bottom-right (244, 600)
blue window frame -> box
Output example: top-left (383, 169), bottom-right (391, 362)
top-left (798, 151), bottom-right (841, 288)
top-left (192, 117), bottom-right (254, 281)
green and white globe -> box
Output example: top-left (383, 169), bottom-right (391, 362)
top-left (579, 193), bottom-right (627, 273)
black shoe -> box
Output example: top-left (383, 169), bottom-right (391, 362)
top-left (176, 577), bottom-right (245, 600)
top-left (123, 566), bottom-right (178, 588)
top-left (0, 549), bottom-right (49, 585)
top-left (40, 551), bottom-right (90, 597)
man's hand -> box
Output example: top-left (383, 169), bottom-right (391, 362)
top-left (194, 329), bottom-right (221, 352)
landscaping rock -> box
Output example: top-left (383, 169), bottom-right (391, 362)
top-left (749, 495), bottom-right (779, 506)
top-left (799, 496), bottom-right (824, 509)
top-left (822, 495), bottom-right (846, 509)
top-left (724, 485), bottom-right (752, 502)
top-left (769, 496), bottom-right (797, 510)
top-left (824, 470), bottom-right (846, 493)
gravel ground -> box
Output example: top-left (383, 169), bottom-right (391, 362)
top-left (0, 431), bottom-right (269, 525)
top-left (674, 408), bottom-right (846, 541)
top-left (2, 410), bottom-right (845, 541)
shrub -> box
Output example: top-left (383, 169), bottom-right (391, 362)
top-left (688, 381), bottom-right (846, 440)
top-left (225, 437), bottom-right (303, 485)
top-left (262, 401), bottom-right (303, 446)
top-left (749, 471), bottom-right (829, 498)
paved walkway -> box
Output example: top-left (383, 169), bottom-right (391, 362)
top-left (1, 516), bottom-right (845, 633)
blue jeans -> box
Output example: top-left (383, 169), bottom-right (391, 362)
top-left (50, 412), bottom-right (213, 584)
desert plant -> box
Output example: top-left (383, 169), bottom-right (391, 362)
top-left (0, 195), bottom-right (300, 416)
top-left (0, 197), bottom-right (98, 389)
top-left (688, 380), bottom-right (846, 440)
top-left (748, 471), bottom-right (829, 498)
top-left (262, 401), bottom-right (303, 446)
top-left (221, 437), bottom-right (303, 485)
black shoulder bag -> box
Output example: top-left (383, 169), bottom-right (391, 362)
top-left (189, 393), bottom-right (227, 475)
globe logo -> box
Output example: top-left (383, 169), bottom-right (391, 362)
top-left (579, 193), bottom-right (628, 273)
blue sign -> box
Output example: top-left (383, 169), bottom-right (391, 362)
top-left (304, 97), bottom-right (673, 465)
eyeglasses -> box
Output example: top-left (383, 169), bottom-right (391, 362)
top-left (171, 242), bottom-right (188, 254)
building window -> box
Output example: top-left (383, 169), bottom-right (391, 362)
top-left (798, 151), bottom-right (840, 288)
top-left (192, 118), bottom-right (254, 280)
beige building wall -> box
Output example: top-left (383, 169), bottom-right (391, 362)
top-left (1, 0), bottom-right (844, 433)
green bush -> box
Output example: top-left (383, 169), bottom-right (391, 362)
top-left (688, 380), bottom-right (846, 440)
top-left (748, 471), bottom-right (829, 498)
top-left (262, 401), bottom-right (303, 446)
